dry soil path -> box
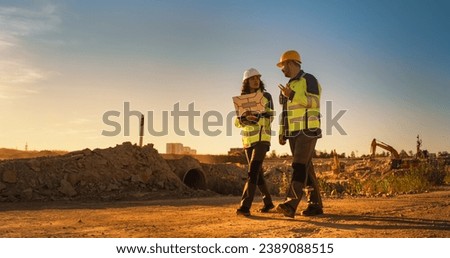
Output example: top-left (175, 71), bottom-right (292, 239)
top-left (1, 187), bottom-right (449, 238)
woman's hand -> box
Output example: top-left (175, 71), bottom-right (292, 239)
top-left (240, 111), bottom-right (260, 125)
top-left (245, 115), bottom-right (258, 122)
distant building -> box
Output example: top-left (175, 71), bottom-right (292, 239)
top-left (166, 143), bottom-right (183, 154)
top-left (166, 143), bottom-right (197, 155)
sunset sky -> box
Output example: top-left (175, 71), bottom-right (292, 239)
top-left (1, 0), bottom-right (449, 156)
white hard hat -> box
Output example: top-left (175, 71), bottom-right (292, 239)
top-left (242, 68), bottom-right (261, 82)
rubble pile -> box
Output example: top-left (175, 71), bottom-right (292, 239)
top-left (200, 163), bottom-right (247, 196)
top-left (1, 143), bottom-right (443, 202)
top-left (199, 161), bottom-right (294, 196)
top-left (316, 158), bottom-right (392, 182)
top-left (0, 142), bottom-right (189, 201)
top-left (263, 157), bottom-right (427, 197)
top-left (263, 160), bottom-right (293, 196)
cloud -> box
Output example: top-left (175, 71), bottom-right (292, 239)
top-left (0, 60), bottom-right (44, 84)
top-left (0, 4), bottom-right (60, 37)
top-left (0, 3), bottom-right (60, 98)
top-left (0, 35), bottom-right (16, 50)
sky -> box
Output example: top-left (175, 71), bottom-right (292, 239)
top-left (1, 0), bottom-right (449, 156)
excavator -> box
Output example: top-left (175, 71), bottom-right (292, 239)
top-left (370, 138), bottom-right (402, 169)
top-left (370, 138), bottom-right (425, 169)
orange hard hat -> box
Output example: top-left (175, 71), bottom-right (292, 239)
top-left (277, 50), bottom-right (301, 67)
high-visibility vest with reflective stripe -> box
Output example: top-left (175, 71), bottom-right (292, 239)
top-left (235, 91), bottom-right (273, 148)
top-left (282, 76), bottom-right (321, 134)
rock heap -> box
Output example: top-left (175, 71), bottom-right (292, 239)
top-left (0, 142), bottom-right (188, 201)
top-left (3, 143), bottom-right (437, 202)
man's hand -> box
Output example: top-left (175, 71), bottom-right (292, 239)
top-left (279, 134), bottom-right (286, 145)
top-left (278, 84), bottom-right (293, 98)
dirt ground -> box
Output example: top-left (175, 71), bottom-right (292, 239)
top-left (1, 186), bottom-right (449, 238)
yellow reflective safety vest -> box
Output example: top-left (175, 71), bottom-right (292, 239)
top-left (235, 90), bottom-right (273, 148)
top-left (279, 71), bottom-right (321, 137)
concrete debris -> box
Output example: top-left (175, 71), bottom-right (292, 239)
top-left (263, 156), bottom-right (446, 198)
top-left (58, 179), bottom-right (77, 197)
top-left (0, 142), bottom-right (192, 202)
top-left (1, 143), bottom-right (445, 202)
top-left (0, 182), bottom-right (6, 191)
top-left (22, 188), bottom-right (33, 200)
top-left (2, 170), bottom-right (17, 183)
top-left (201, 163), bottom-right (247, 196)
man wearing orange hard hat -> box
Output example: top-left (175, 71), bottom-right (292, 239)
top-left (276, 50), bottom-right (323, 218)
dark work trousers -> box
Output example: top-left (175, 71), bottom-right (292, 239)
top-left (239, 143), bottom-right (273, 209)
top-left (244, 143), bottom-right (269, 185)
top-left (288, 134), bottom-right (323, 207)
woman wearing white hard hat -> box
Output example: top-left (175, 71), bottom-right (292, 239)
top-left (235, 68), bottom-right (275, 216)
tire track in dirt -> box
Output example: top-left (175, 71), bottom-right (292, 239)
top-left (0, 188), bottom-right (449, 238)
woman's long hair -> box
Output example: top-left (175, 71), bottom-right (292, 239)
top-left (240, 79), bottom-right (266, 95)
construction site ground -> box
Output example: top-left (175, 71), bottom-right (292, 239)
top-left (1, 186), bottom-right (449, 238)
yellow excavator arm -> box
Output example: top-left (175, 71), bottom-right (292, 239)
top-left (370, 138), bottom-right (400, 159)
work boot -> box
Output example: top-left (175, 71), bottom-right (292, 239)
top-left (237, 181), bottom-right (257, 216)
top-left (236, 207), bottom-right (251, 216)
top-left (259, 204), bottom-right (275, 213)
top-left (276, 181), bottom-right (304, 218)
top-left (276, 203), bottom-right (296, 218)
top-left (305, 162), bottom-right (323, 208)
top-left (301, 204), bottom-right (323, 216)
top-left (257, 181), bottom-right (275, 213)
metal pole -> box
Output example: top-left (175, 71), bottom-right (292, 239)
top-left (139, 114), bottom-right (144, 147)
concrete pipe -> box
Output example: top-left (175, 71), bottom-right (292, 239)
top-left (182, 168), bottom-right (206, 189)
top-left (165, 156), bottom-right (207, 190)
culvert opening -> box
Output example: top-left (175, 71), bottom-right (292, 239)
top-left (182, 168), bottom-right (206, 189)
